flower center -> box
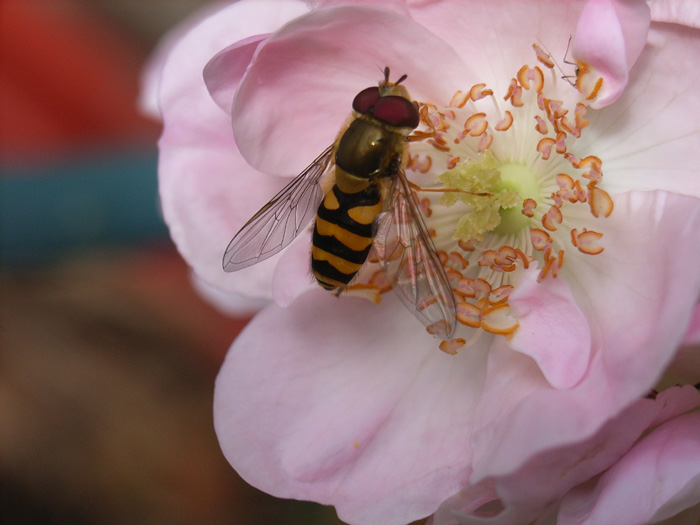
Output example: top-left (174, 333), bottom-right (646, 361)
top-left (439, 154), bottom-right (542, 239)
top-left (492, 162), bottom-right (540, 235)
top-left (403, 43), bottom-right (615, 351)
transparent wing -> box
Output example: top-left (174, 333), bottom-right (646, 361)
top-left (373, 171), bottom-right (457, 339)
top-left (223, 145), bottom-right (334, 272)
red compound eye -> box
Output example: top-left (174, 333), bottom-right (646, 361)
top-left (352, 87), bottom-right (380, 114)
top-left (371, 96), bottom-right (420, 128)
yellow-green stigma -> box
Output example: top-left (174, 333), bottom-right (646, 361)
top-left (492, 162), bottom-right (541, 235)
top-left (437, 151), bottom-right (536, 240)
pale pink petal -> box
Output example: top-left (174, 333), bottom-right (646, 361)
top-left (139, 2), bottom-right (230, 119)
top-left (470, 191), bottom-right (700, 482)
top-left (191, 273), bottom-right (269, 317)
top-left (198, 0), bottom-right (308, 115)
top-left (232, 4), bottom-right (471, 174)
top-left (572, 0), bottom-right (650, 108)
top-left (408, 0), bottom-right (586, 91)
top-left (157, 2), bottom-right (309, 296)
top-left (433, 386), bottom-right (700, 525)
top-left (311, 0), bottom-right (409, 13)
top-left (203, 34), bottom-right (268, 115)
top-left (649, 0), bottom-right (700, 28)
top-left (214, 291), bottom-right (493, 525)
top-left (508, 268), bottom-right (591, 389)
top-left (563, 191), bottom-right (700, 392)
top-left (581, 22), bottom-right (700, 198)
top-left (559, 411), bottom-right (700, 524)
top-left (271, 234), bottom-right (317, 307)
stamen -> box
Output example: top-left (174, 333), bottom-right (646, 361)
top-left (588, 186), bottom-right (614, 218)
top-left (469, 83), bottom-right (493, 101)
top-left (572, 229), bottom-right (604, 255)
top-left (495, 111), bottom-right (514, 131)
top-left (464, 113), bottom-right (489, 137)
top-left (532, 43), bottom-right (555, 69)
top-left (480, 303), bottom-right (519, 335)
top-left (439, 338), bottom-right (466, 355)
top-left (372, 42), bottom-right (616, 347)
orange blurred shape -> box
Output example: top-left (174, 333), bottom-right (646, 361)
top-left (0, 0), bottom-right (160, 162)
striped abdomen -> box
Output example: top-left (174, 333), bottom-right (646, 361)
top-left (311, 180), bottom-right (382, 290)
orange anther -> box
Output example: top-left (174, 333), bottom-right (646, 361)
top-left (458, 239), bottom-right (476, 252)
top-left (449, 90), bottom-right (470, 108)
top-left (478, 133), bottom-right (493, 152)
top-left (522, 198), bottom-right (537, 217)
top-left (535, 115), bottom-right (548, 134)
top-left (530, 228), bottom-right (552, 251)
top-left (448, 251), bottom-right (468, 269)
top-left (574, 103), bottom-right (589, 131)
top-left (532, 43), bottom-right (555, 68)
top-left (537, 137), bottom-right (555, 160)
top-left (576, 229), bottom-right (604, 255)
top-left (464, 113), bottom-right (488, 136)
top-left (469, 83), bottom-right (493, 101)
top-left (542, 205), bottom-right (563, 231)
top-left (481, 303), bottom-right (519, 335)
top-left (456, 302), bottom-right (481, 327)
top-left (440, 338), bottom-right (466, 355)
top-left (504, 79), bottom-right (524, 107)
top-left (588, 186), bottom-right (614, 218)
top-left (495, 111), bottom-right (514, 131)
top-left (518, 65), bottom-right (545, 92)
top-left (490, 285), bottom-right (514, 304)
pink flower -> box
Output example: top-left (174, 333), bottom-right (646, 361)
top-left (558, 408), bottom-right (700, 524)
top-left (431, 384), bottom-right (700, 524)
top-left (148, 0), bottom-right (700, 523)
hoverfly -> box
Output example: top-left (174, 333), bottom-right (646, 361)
top-left (223, 67), bottom-right (456, 339)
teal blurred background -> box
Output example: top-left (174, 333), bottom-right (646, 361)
top-left (0, 2), bottom-right (343, 523)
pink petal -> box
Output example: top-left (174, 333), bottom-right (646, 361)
top-left (408, 0), bottom-right (586, 92)
top-left (559, 411), bottom-right (700, 524)
top-left (433, 385), bottom-right (700, 525)
top-left (311, 0), bottom-right (409, 12)
top-left (649, 0), bottom-right (700, 28)
top-left (271, 234), bottom-right (317, 307)
top-left (203, 34), bottom-right (269, 115)
top-left (470, 191), bottom-right (700, 483)
top-left (199, 0), bottom-right (308, 114)
top-left (139, 2), bottom-right (230, 119)
top-left (508, 268), bottom-right (591, 390)
top-left (214, 292), bottom-right (491, 524)
top-left (232, 4), bottom-right (471, 175)
top-left (157, 2), bottom-right (309, 297)
top-left (191, 273), bottom-right (269, 317)
top-left (572, 0), bottom-right (651, 108)
top-left (564, 191), bottom-right (700, 394)
top-left (581, 22), bottom-right (700, 198)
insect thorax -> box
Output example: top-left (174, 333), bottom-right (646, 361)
top-left (335, 118), bottom-right (405, 183)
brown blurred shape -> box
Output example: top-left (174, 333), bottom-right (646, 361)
top-left (1, 247), bottom-right (343, 524)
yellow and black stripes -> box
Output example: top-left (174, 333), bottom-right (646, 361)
top-left (311, 183), bottom-right (382, 290)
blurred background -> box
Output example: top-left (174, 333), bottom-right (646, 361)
top-left (0, 1), bottom-right (343, 523)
